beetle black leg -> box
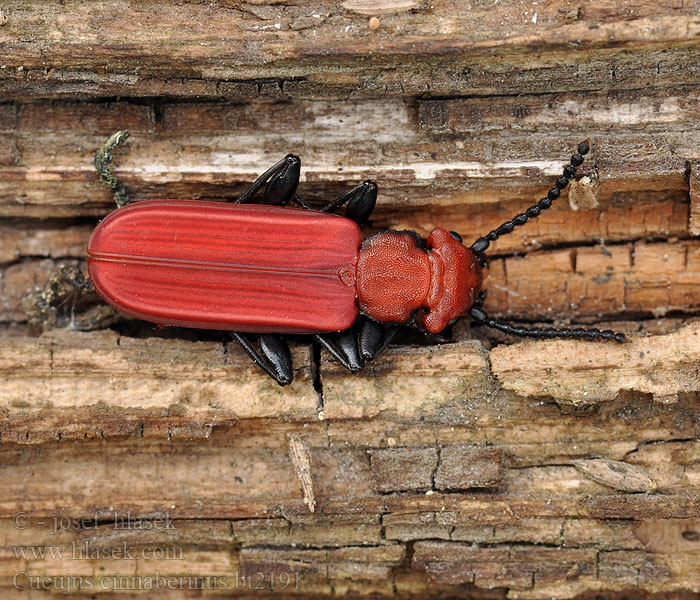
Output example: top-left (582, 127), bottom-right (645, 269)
top-left (315, 328), bottom-right (363, 372)
top-left (358, 318), bottom-right (398, 361)
top-left (233, 155), bottom-right (301, 206)
top-left (321, 181), bottom-right (378, 225)
top-left (469, 307), bottom-right (627, 343)
top-left (471, 139), bottom-right (591, 254)
top-left (230, 332), bottom-right (294, 385)
top-left (94, 130), bottom-right (132, 208)
top-left (290, 195), bottom-right (314, 210)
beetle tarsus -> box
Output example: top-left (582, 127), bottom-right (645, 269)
top-left (94, 130), bottom-right (132, 208)
top-left (230, 332), bottom-right (294, 386)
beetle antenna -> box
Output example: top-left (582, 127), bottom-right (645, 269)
top-left (469, 306), bottom-right (626, 343)
top-left (471, 139), bottom-right (590, 254)
top-left (94, 130), bottom-right (132, 208)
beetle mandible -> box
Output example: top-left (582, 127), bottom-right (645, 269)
top-left (89, 133), bottom-right (625, 385)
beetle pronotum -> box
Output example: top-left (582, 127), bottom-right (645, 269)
top-left (89, 133), bottom-right (625, 385)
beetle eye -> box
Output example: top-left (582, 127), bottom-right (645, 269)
top-left (449, 231), bottom-right (463, 242)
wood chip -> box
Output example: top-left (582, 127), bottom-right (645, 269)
top-left (288, 434), bottom-right (316, 513)
top-left (572, 458), bottom-right (656, 493)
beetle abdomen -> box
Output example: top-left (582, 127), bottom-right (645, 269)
top-left (88, 200), bottom-right (362, 334)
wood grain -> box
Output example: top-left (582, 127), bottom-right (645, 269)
top-left (2, 327), bottom-right (700, 596)
top-left (0, 97), bottom-right (697, 220)
top-left (1, 2), bottom-right (700, 99)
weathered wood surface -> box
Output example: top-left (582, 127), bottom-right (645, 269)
top-left (0, 98), bottom-right (697, 219)
top-left (1, 2), bottom-right (700, 100)
top-left (2, 1), bottom-right (700, 598)
top-left (2, 331), bottom-right (700, 597)
top-left (2, 322), bottom-right (700, 426)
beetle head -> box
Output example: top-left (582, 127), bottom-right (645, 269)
top-left (422, 227), bottom-right (483, 333)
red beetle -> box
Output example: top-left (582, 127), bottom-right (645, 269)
top-left (89, 133), bottom-right (624, 385)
